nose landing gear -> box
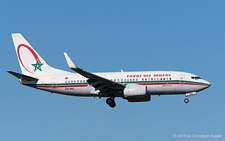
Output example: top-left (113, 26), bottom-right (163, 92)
top-left (184, 98), bottom-right (189, 103)
top-left (184, 92), bottom-right (197, 103)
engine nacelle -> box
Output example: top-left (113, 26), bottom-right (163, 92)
top-left (123, 84), bottom-right (147, 97)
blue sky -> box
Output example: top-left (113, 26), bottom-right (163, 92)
top-left (0, 0), bottom-right (224, 140)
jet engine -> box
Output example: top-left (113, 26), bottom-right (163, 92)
top-left (123, 84), bottom-right (147, 97)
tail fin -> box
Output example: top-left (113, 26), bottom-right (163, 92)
top-left (12, 33), bottom-right (52, 76)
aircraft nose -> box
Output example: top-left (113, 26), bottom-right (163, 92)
top-left (203, 80), bottom-right (211, 88)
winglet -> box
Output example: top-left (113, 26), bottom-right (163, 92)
top-left (63, 52), bottom-right (77, 69)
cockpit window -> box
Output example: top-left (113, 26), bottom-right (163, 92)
top-left (191, 76), bottom-right (201, 80)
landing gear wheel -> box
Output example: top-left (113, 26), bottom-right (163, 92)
top-left (106, 98), bottom-right (113, 105)
top-left (106, 98), bottom-right (116, 108)
top-left (109, 101), bottom-right (116, 108)
top-left (184, 98), bottom-right (189, 103)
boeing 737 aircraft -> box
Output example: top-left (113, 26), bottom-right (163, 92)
top-left (7, 33), bottom-right (211, 108)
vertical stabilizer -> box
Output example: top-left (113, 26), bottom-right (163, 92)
top-left (12, 33), bottom-right (52, 76)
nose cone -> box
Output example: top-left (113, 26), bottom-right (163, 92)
top-left (203, 80), bottom-right (211, 88)
top-left (197, 80), bottom-right (210, 92)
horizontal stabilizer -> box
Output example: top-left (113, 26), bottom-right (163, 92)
top-left (7, 70), bottom-right (38, 81)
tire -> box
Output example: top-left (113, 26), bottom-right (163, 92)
top-left (109, 101), bottom-right (116, 108)
top-left (106, 98), bottom-right (116, 108)
top-left (106, 98), bottom-right (113, 105)
top-left (184, 98), bottom-right (189, 103)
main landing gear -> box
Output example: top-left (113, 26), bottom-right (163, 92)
top-left (106, 96), bottom-right (116, 108)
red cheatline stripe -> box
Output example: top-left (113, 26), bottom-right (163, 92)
top-left (140, 82), bottom-right (209, 86)
top-left (36, 81), bottom-right (209, 89)
top-left (37, 84), bottom-right (88, 88)
top-left (182, 82), bottom-right (209, 86)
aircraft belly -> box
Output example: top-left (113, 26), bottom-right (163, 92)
top-left (184, 85), bottom-right (204, 92)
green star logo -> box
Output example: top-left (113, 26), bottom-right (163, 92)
top-left (32, 60), bottom-right (43, 72)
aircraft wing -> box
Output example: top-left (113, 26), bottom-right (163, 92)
top-left (64, 53), bottom-right (125, 94)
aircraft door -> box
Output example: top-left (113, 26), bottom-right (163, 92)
top-left (179, 74), bottom-right (185, 84)
top-left (51, 78), bottom-right (57, 89)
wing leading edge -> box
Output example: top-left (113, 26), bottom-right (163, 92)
top-left (63, 53), bottom-right (125, 94)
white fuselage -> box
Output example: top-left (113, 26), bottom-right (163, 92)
top-left (22, 70), bottom-right (210, 98)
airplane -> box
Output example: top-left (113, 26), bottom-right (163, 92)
top-left (7, 33), bottom-right (211, 108)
